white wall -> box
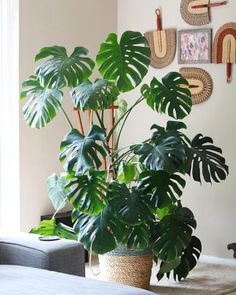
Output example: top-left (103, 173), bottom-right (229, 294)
top-left (118, 0), bottom-right (236, 259)
top-left (19, 0), bottom-right (117, 231)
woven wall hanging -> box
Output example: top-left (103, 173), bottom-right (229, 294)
top-left (212, 22), bottom-right (236, 83)
top-left (180, 0), bottom-right (227, 26)
top-left (180, 67), bottom-right (213, 104)
top-left (145, 9), bottom-right (176, 69)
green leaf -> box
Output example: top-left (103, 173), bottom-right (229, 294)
top-left (114, 98), bottom-right (128, 134)
top-left (35, 46), bottom-right (95, 88)
top-left (96, 31), bottom-right (150, 92)
top-left (158, 257), bottom-right (181, 274)
top-left (65, 170), bottom-right (108, 215)
top-left (157, 236), bottom-right (202, 281)
top-left (122, 223), bottom-right (151, 250)
top-left (30, 219), bottom-right (77, 241)
top-left (139, 171), bottom-right (186, 209)
top-left (47, 173), bottom-right (68, 212)
top-left (118, 163), bottom-right (138, 184)
top-left (21, 76), bottom-right (63, 128)
top-left (141, 72), bottom-right (192, 119)
top-left (60, 125), bottom-right (107, 175)
top-left (108, 183), bottom-right (152, 226)
top-left (71, 79), bottom-right (119, 111)
top-left (72, 208), bottom-right (125, 254)
top-left (185, 134), bottom-right (229, 183)
top-left (153, 207), bottom-right (197, 262)
top-left (132, 136), bottom-right (186, 174)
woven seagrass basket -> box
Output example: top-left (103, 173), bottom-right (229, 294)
top-left (99, 246), bottom-right (153, 290)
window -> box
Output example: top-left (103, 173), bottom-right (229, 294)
top-left (0, 0), bottom-right (20, 232)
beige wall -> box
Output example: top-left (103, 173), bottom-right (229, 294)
top-left (19, 0), bottom-right (117, 231)
top-left (117, 0), bottom-right (236, 259)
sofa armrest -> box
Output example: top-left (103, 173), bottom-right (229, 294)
top-left (0, 233), bottom-right (85, 276)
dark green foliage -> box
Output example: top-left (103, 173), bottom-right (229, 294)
top-left (96, 31), bottom-right (151, 92)
top-left (141, 72), bottom-right (192, 119)
top-left (71, 79), bottom-right (119, 111)
top-left (21, 76), bottom-right (63, 128)
top-left (35, 46), bottom-right (95, 88)
top-left (65, 170), bottom-right (107, 215)
top-left (60, 125), bottom-right (107, 175)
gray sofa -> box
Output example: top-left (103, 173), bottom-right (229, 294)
top-left (0, 233), bottom-right (157, 295)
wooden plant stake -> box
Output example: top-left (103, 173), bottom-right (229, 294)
top-left (212, 22), bottom-right (236, 83)
top-left (145, 9), bottom-right (176, 69)
top-left (180, 0), bottom-right (228, 26)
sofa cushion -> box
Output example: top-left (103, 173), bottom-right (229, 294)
top-left (0, 233), bottom-right (85, 276)
top-left (0, 265), bottom-right (157, 295)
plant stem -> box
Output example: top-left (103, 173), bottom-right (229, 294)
top-left (61, 106), bottom-right (73, 129)
top-left (106, 96), bottom-right (144, 143)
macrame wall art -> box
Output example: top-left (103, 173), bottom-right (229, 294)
top-left (180, 0), bottom-right (228, 26)
top-left (212, 22), bottom-right (236, 83)
top-left (180, 67), bottom-right (213, 104)
top-left (145, 9), bottom-right (176, 69)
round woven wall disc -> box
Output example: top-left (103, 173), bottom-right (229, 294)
top-left (180, 67), bottom-right (213, 104)
top-left (180, 0), bottom-right (210, 26)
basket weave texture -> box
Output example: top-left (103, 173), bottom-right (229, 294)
top-left (99, 246), bottom-right (153, 290)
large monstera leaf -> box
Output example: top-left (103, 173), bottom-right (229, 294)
top-left (21, 76), bottom-right (63, 128)
top-left (141, 72), bottom-right (192, 120)
top-left (30, 218), bottom-right (77, 241)
top-left (96, 31), bottom-right (151, 92)
top-left (47, 173), bottom-right (68, 212)
top-left (157, 236), bottom-right (202, 281)
top-left (139, 171), bottom-right (186, 209)
top-left (35, 46), bottom-right (95, 88)
top-left (153, 207), bottom-right (197, 262)
top-left (132, 136), bottom-right (186, 174)
top-left (122, 223), bottom-right (151, 250)
top-left (60, 125), bottom-right (107, 175)
top-left (72, 208), bottom-right (125, 254)
top-left (65, 170), bottom-right (108, 215)
top-left (185, 134), bottom-right (229, 183)
top-left (108, 183), bottom-right (152, 226)
top-left (71, 79), bottom-right (119, 111)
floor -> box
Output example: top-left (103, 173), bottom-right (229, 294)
top-left (86, 256), bottom-right (236, 295)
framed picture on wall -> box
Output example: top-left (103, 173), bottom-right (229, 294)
top-left (178, 29), bottom-right (212, 64)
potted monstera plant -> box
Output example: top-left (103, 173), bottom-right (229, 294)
top-left (21, 31), bottom-right (228, 288)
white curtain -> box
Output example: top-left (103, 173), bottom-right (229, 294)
top-left (0, 0), bottom-right (20, 232)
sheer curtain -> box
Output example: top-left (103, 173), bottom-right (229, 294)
top-left (0, 0), bottom-right (20, 232)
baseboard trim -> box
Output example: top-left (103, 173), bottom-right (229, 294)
top-left (200, 255), bottom-right (236, 267)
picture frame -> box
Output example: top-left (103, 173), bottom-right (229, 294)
top-left (178, 29), bottom-right (212, 64)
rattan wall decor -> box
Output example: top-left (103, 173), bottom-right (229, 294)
top-left (212, 22), bottom-right (236, 83)
top-left (145, 9), bottom-right (176, 69)
top-left (179, 67), bottom-right (213, 104)
top-left (180, 0), bottom-right (227, 26)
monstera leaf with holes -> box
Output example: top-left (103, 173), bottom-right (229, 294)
top-left (185, 134), bottom-right (229, 183)
top-left (157, 236), bottom-right (202, 281)
top-left (20, 76), bottom-right (63, 128)
top-left (60, 125), bottom-right (107, 175)
top-left (72, 208), bottom-right (125, 254)
top-left (153, 207), bottom-right (197, 262)
top-left (65, 170), bottom-right (108, 215)
top-left (132, 134), bottom-right (186, 174)
top-left (122, 223), bottom-right (151, 250)
top-left (35, 46), bottom-right (95, 88)
top-left (139, 171), bottom-right (186, 209)
top-left (30, 219), bottom-right (77, 241)
top-left (141, 72), bottom-right (192, 120)
top-left (108, 183), bottom-right (153, 226)
top-left (96, 31), bottom-right (151, 92)
top-left (71, 79), bottom-right (119, 111)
